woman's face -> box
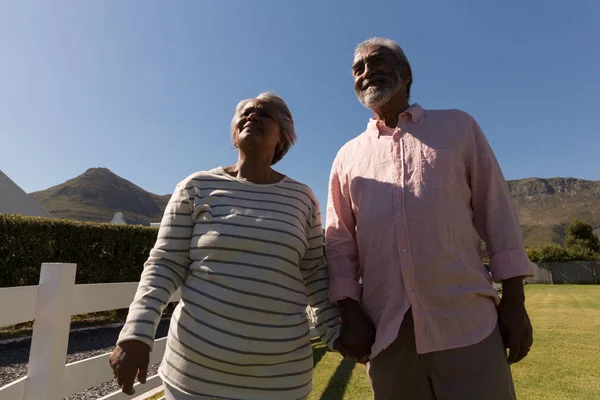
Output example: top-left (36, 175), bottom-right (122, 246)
top-left (234, 100), bottom-right (282, 157)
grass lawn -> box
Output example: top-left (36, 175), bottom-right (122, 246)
top-left (511, 285), bottom-right (600, 400)
top-left (146, 285), bottom-right (600, 400)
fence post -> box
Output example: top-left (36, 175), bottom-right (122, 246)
top-left (23, 263), bottom-right (76, 400)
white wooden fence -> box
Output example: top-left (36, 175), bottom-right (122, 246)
top-left (0, 263), bottom-right (181, 400)
top-left (0, 263), bottom-right (321, 400)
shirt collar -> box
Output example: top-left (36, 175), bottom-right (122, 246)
top-left (367, 103), bottom-right (424, 136)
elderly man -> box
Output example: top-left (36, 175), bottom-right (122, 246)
top-left (325, 37), bottom-right (534, 400)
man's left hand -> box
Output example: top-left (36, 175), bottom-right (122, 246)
top-left (498, 277), bottom-right (533, 364)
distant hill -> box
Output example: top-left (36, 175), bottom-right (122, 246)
top-left (30, 168), bottom-right (600, 247)
top-left (30, 168), bottom-right (170, 225)
top-left (508, 177), bottom-right (600, 247)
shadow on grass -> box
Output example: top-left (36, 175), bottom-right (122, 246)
top-left (313, 341), bottom-right (328, 369)
top-left (319, 357), bottom-right (357, 400)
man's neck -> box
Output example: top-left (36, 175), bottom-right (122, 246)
top-left (371, 94), bottom-right (410, 128)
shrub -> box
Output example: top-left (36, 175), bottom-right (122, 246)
top-left (0, 214), bottom-right (158, 287)
top-left (527, 220), bottom-right (600, 262)
top-left (565, 243), bottom-right (599, 261)
top-left (527, 243), bottom-right (599, 262)
top-left (526, 247), bottom-right (541, 262)
top-left (527, 244), bottom-right (570, 262)
top-left (564, 219), bottom-right (600, 253)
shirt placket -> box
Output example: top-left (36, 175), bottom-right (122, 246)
top-left (392, 130), bottom-right (419, 309)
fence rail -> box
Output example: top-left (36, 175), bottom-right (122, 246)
top-left (0, 263), bottom-right (181, 400)
top-left (0, 285), bottom-right (38, 327)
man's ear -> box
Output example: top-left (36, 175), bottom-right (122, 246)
top-left (403, 64), bottom-right (413, 85)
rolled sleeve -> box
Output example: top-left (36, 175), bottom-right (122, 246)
top-left (329, 277), bottom-right (362, 303)
top-left (489, 249), bottom-right (534, 282)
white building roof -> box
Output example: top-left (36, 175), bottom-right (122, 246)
top-left (0, 170), bottom-right (53, 218)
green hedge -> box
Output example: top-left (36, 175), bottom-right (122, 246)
top-left (3, 214), bottom-right (597, 287)
top-left (527, 244), bottom-right (599, 263)
top-left (0, 214), bottom-right (158, 287)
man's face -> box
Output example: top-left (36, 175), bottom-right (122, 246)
top-left (352, 45), bottom-right (403, 108)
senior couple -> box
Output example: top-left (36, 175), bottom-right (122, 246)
top-left (110, 38), bottom-right (534, 400)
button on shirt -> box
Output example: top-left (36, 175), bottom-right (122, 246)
top-left (325, 104), bottom-right (534, 357)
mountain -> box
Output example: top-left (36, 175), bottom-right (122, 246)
top-left (30, 168), bottom-right (600, 247)
top-left (30, 168), bottom-right (170, 225)
top-left (508, 177), bottom-right (600, 247)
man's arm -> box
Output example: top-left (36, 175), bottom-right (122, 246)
top-left (325, 157), bottom-right (362, 303)
top-left (466, 116), bottom-right (534, 285)
top-left (466, 116), bottom-right (534, 363)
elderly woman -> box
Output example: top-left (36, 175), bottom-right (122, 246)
top-left (109, 92), bottom-right (342, 400)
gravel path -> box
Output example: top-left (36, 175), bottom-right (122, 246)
top-left (0, 320), bottom-right (170, 399)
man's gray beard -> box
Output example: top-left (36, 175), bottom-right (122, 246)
top-left (356, 71), bottom-right (404, 109)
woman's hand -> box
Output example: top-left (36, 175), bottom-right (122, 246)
top-left (108, 340), bottom-right (151, 395)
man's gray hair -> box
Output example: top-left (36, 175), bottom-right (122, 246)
top-left (354, 37), bottom-right (413, 100)
top-left (230, 91), bottom-right (297, 165)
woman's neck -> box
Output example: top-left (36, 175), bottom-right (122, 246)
top-left (225, 154), bottom-right (281, 184)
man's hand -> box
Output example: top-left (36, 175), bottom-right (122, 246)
top-left (498, 277), bottom-right (533, 364)
top-left (338, 299), bottom-right (376, 364)
top-left (108, 340), bottom-right (151, 395)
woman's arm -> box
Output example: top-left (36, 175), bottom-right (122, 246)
top-left (299, 191), bottom-right (341, 350)
top-left (117, 184), bottom-right (194, 349)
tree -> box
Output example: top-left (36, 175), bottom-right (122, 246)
top-left (564, 219), bottom-right (600, 253)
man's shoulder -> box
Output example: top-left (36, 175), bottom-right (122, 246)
top-left (424, 107), bottom-right (476, 124)
top-left (422, 108), bottom-right (480, 144)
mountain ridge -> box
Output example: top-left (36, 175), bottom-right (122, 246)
top-left (30, 168), bottom-right (600, 247)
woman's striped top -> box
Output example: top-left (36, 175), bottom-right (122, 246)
top-left (118, 168), bottom-right (341, 400)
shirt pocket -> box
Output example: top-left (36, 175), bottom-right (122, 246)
top-left (420, 143), bottom-right (457, 193)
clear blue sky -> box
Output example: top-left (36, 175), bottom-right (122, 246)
top-left (1, 1), bottom-right (598, 212)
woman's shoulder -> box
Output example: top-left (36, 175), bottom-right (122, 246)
top-left (175, 167), bottom-right (227, 189)
top-left (278, 176), bottom-right (318, 205)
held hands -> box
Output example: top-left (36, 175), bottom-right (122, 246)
top-left (336, 299), bottom-right (376, 364)
top-left (108, 340), bottom-right (150, 395)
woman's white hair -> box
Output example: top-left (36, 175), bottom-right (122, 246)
top-left (354, 37), bottom-right (413, 99)
top-left (230, 91), bottom-right (297, 165)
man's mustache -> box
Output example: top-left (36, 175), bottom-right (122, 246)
top-left (360, 74), bottom-right (389, 90)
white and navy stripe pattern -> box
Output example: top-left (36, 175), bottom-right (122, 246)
top-left (118, 168), bottom-right (341, 400)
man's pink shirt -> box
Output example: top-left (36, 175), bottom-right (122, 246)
top-left (326, 104), bottom-right (533, 357)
